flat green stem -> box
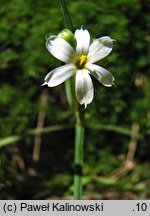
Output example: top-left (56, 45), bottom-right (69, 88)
top-left (59, 0), bottom-right (75, 110)
top-left (74, 109), bottom-right (85, 199)
top-left (59, 0), bottom-right (74, 31)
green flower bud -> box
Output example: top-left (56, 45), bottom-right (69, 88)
top-left (58, 29), bottom-right (76, 49)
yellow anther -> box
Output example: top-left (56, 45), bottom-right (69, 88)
top-left (79, 55), bottom-right (87, 66)
top-left (75, 55), bottom-right (87, 69)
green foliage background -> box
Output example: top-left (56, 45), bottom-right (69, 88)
top-left (0, 0), bottom-right (149, 199)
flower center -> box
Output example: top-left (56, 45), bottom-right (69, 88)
top-left (75, 55), bottom-right (87, 70)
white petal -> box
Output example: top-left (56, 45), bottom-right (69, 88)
top-left (75, 70), bottom-right (94, 108)
top-left (44, 64), bottom-right (75, 87)
top-left (87, 63), bottom-right (114, 87)
top-left (74, 28), bottom-right (90, 55)
top-left (88, 36), bottom-right (114, 63)
top-left (46, 37), bottom-right (75, 63)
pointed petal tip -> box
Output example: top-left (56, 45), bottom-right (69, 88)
top-left (41, 82), bottom-right (47, 86)
top-left (104, 80), bottom-right (115, 88)
top-left (79, 101), bottom-right (88, 109)
top-left (80, 25), bottom-right (86, 31)
top-left (84, 103), bottom-right (87, 109)
top-left (112, 82), bottom-right (116, 88)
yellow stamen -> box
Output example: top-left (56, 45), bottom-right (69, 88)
top-left (79, 55), bottom-right (87, 66)
top-left (75, 55), bottom-right (87, 69)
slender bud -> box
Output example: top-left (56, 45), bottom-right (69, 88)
top-left (58, 29), bottom-right (76, 49)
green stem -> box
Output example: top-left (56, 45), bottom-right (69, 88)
top-left (59, 0), bottom-right (75, 110)
top-left (59, 0), bottom-right (74, 31)
top-left (74, 109), bottom-right (85, 199)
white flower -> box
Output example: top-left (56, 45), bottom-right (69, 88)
top-left (43, 28), bottom-right (115, 108)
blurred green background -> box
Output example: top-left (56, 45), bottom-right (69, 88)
top-left (0, 0), bottom-right (149, 199)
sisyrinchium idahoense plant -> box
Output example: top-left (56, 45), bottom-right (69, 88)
top-left (43, 0), bottom-right (115, 200)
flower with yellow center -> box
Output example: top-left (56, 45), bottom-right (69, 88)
top-left (43, 28), bottom-right (115, 107)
